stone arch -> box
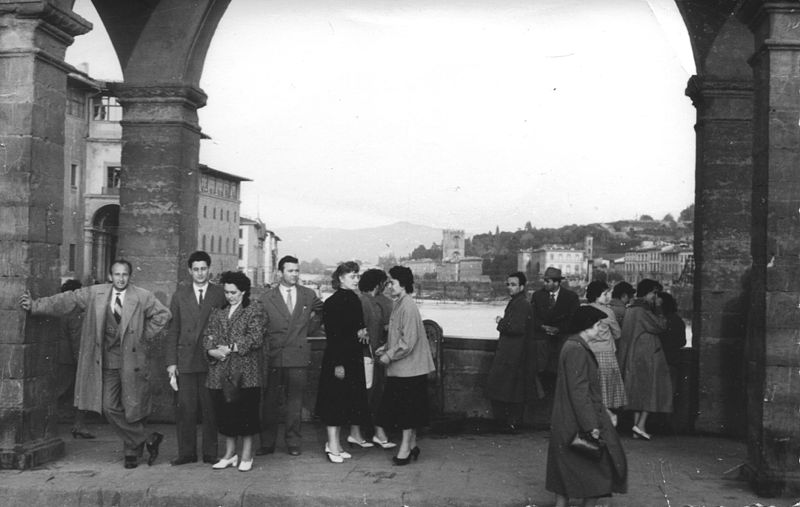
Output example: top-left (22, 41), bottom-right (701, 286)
top-left (89, 204), bottom-right (119, 283)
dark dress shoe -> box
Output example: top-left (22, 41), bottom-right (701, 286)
top-left (287, 446), bottom-right (301, 456)
top-left (392, 454), bottom-right (411, 466)
top-left (146, 432), bottom-right (164, 466)
top-left (170, 455), bottom-right (198, 466)
top-left (124, 456), bottom-right (138, 469)
top-left (71, 428), bottom-right (96, 439)
top-left (202, 455), bottom-right (217, 464)
top-left (255, 446), bottom-right (275, 456)
top-left (410, 447), bottom-right (420, 461)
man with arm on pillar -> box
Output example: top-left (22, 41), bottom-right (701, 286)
top-left (19, 259), bottom-right (171, 469)
top-left (257, 255), bottom-right (324, 456)
top-left (530, 267), bottom-right (579, 396)
top-left (164, 251), bottom-right (226, 465)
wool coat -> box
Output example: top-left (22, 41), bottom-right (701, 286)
top-left (30, 284), bottom-right (171, 422)
top-left (545, 335), bottom-right (627, 498)
top-left (164, 283), bottom-right (226, 373)
top-left (530, 286), bottom-right (580, 373)
top-left (381, 293), bottom-right (436, 378)
top-left (203, 304), bottom-right (264, 389)
top-left (260, 284), bottom-right (323, 368)
top-left (618, 299), bottom-right (672, 413)
top-left (486, 291), bottom-right (534, 403)
top-left (315, 289), bottom-right (371, 426)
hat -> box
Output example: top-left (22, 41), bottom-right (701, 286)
top-left (568, 306), bottom-right (607, 334)
top-left (543, 267), bottom-right (562, 280)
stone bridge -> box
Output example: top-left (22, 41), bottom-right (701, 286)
top-left (2, 0), bottom-right (800, 496)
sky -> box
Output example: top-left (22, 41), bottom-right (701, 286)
top-left (66, 0), bottom-right (696, 234)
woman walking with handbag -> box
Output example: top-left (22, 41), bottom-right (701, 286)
top-left (203, 271), bottom-right (263, 472)
top-left (315, 261), bottom-right (372, 463)
top-left (546, 306), bottom-right (627, 506)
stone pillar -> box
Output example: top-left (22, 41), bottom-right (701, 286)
top-left (111, 84), bottom-right (206, 299)
top-left (739, 0), bottom-right (800, 496)
top-left (685, 76), bottom-right (753, 436)
top-left (0, 2), bottom-right (90, 468)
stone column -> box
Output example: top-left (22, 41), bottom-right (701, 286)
top-left (0, 2), bottom-right (90, 468)
top-left (739, 0), bottom-right (800, 496)
top-left (685, 76), bottom-right (753, 436)
top-left (110, 84), bottom-right (206, 299)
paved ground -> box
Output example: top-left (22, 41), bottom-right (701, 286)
top-left (0, 423), bottom-right (795, 507)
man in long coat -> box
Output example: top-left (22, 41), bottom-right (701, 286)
top-left (19, 259), bottom-right (171, 468)
top-left (486, 271), bottom-right (534, 433)
top-left (530, 266), bottom-right (579, 395)
top-left (164, 250), bottom-right (226, 465)
top-left (257, 255), bottom-right (323, 456)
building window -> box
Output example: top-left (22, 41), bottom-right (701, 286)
top-left (70, 164), bottom-right (78, 188)
top-left (203, 206), bottom-right (207, 218)
top-left (106, 166), bottom-right (121, 191)
top-left (200, 176), bottom-right (209, 193)
top-left (92, 95), bottom-right (122, 122)
top-left (213, 208), bottom-right (216, 219)
top-left (226, 237), bottom-right (230, 253)
top-left (67, 89), bottom-right (84, 118)
top-left (202, 235), bottom-right (206, 251)
top-left (239, 246), bottom-right (243, 260)
top-left (227, 210), bottom-right (230, 222)
top-left (68, 244), bottom-right (76, 271)
top-left (239, 229), bottom-right (242, 239)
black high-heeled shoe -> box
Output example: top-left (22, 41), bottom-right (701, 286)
top-left (392, 454), bottom-right (411, 466)
top-left (410, 446), bottom-right (420, 461)
top-left (71, 428), bottom-right (96, 439)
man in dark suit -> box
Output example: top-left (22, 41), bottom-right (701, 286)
top-left (530, 266), bottom-right (579, 395)
top-left (257, 255), bottom-right (323, 456)
top-left (164, 251), bottom-right (226, 465)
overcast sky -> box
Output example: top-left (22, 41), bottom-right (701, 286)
top-left (66, 0), bottom-right (696, 234)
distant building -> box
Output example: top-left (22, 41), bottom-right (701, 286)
top-left (200, 164), bottom-right (250, 276)
top-left (623, 243), bottom-right (694, 284)
top-left (402, 229), bottom-right (489, 282)
top-left (238, 217), bottom-right (280, 287)
top-left (442, 229), bottom-right (465, 262)
top-left (520, 245), bottom-right (586, 279)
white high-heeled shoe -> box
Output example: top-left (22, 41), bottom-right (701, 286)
top-left (324, 444), bottom-right (344, 464)
top-left (347, 435), bottom-right (374, 448)
top-left (237, 458), bottom-right (253, 472)
top-left (212, 454), bottom-right (238, 469)
top-left (372, 436), bottom-right (397, 449)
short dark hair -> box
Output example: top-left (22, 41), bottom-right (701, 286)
top-left (636, 278), bottom-right (663, 297)
top-left (279, 255), bottom-right (299, 271)
top-left (188, 250), bottom-right (211, 268)
top-left (219, 271), bottom-right (251, 307)
top-left (60, 279), bottom-right (82, 293)
top-left (658, 291), bottom-right (678, 314)
top-left (389, 265), bottom-right (414, 294)
top-left (585, 280), bottom-right (609, 303)
top-left (331, 261), bottom-right (360, 290)
top-left (359, 268), bottom-right (387, 292)
top-left (569, 305), bottom-right (607, 334)
top-left (109, 259), bottom-right (132, 275)
top-left (508, 271), bottom-right (527, 288)
top-left (611, 281), bottom-right (635, 300)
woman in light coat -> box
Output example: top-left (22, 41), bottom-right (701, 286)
top-left (376, 266), bottom-right (436, 466)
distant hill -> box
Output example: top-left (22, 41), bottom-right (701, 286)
top-left (275, 221), bottom-right (442, 265)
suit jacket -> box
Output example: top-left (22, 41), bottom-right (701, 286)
top-left (31, 283), bottom-right (171, 421)
top-left (531, 285), bottom-right (579, 372)
top-left (165, 283), bottom-right (226, 373)
top-left (261, 284), bottom-right (323, 368)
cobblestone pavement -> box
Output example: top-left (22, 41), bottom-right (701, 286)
top-left (0, 423), bottom-right (795, 506)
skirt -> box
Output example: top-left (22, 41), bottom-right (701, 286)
top-left (595, 350), bottom-right (627, 409)
top-left (377, 375), bottom-right (430, 430)
top-left (211, 387), bottom-right (260, 437)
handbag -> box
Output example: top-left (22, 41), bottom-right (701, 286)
top-left (569, 431), bottom-right (605, 461)
top-left (364, 345), bottom-right (375, 390)
top-left (221, 360), bottom-right (243, 404)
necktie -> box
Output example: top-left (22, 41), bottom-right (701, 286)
top-left (114, 293), bottom-right (122, 323)
top-left (286, 289), bottom-right (294, 313)
top-left (548, 292), bottom-right (556, 309)
top-left (198, 289), bottom-right (204, 306)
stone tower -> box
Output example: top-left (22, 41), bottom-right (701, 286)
top-left (442, 229), bottom-right (465, 262)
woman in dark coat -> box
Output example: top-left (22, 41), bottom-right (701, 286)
top-left (546, 306), bottom-right (627, 507)
top-left (316, 261), bottom-right (372, 463)
top-left (204, 271), bottom-right (263, 472)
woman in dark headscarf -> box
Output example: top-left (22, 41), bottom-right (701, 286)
top-left (546, 306), bottom-right (627, 507)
